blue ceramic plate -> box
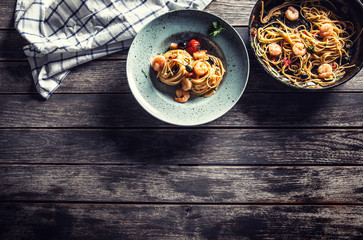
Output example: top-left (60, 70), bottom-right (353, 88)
top-left (126, 10), bottom-right (249, 126)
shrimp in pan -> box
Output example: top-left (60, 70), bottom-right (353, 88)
top-left (268, 43), bottom-right (282, 56)
top-left (319, 23), bottom-right (334, 38)
top-left (292, 43), bottom-right (307, 56)
top-left (285, 6), bottom-right (299, 21)
top-left (318, 63), bottom-right (333, 78)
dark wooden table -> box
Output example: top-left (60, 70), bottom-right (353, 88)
top-left (1, 0), bottom-right (363, 239)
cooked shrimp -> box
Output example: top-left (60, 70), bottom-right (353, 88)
top-left (169, 43), bottom-right (178, 50)
top-left (174, 89), bottom-right (190, 103)
top-left (285, 6), bottom-right (299, 21)
top-left (151, 56), bottom-right (165, 72)
top-left (318, 63), bottom-right (333, 78)
top-left (193, 50), bottom-right (207, 60)
top-left (268, 43), bottom-right (282, 56)
top-left (292, 42), bottom-right (307, 56)
top-left (319, 23), bottom-right (334, 38)
top-left (193, 61), bottom-right (208, 76)
top-left (182, 78), bottom-right (192, 91)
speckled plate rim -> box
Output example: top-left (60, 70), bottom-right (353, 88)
top-left (126, 9), bottom-right (250, 126)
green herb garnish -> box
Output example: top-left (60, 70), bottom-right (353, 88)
top-left (142, 69), bottom-right (147, 78)
top-left (208, 21), bottom-right (225, 37)
top-left (307, 44), bottom-right (315, 52)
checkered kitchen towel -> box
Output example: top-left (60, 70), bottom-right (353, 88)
top-left (14, 0), bottom-right (212, 99)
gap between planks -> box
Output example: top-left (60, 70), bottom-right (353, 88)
top-left (0, 24), bottom-right (250, 31)
top-left (0, 126), bottom-right (362, 130)
top-left (1, 163), bottom-right (363, 167)
top-left (0, 201), bottom-right (362, 206)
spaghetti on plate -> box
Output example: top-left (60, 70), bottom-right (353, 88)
top-left (151, 39), bottom-right (226, 103)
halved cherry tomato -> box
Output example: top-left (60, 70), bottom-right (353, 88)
top-left (331, 62), bottom-right (338, 70)
top-left (251, 28), bottom-right (257, 36)
top-left (282, 57), bottom-right (292, 67)
top-left (186, 39), bottom-right (200, 54)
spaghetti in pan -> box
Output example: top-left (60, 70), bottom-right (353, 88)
top-left (250, 0), bottom-right (363, 88)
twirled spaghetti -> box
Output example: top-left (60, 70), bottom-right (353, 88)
top-left (251, 0), bottom-right (362, 88)
top-left (151, 39), bottom-right (226, 103)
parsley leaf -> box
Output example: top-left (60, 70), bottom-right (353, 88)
top-left (141, 69), bottom-right (148, 78)
top-left (307, 44), bottom-right (315, 52)
top-left (208, 21), bottom-right (225, 37)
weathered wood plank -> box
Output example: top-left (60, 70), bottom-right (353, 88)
top-left (0, 0), bottom-right (15, 29)
top-left (0, 204), bottom-right (362, 239)
top-left (0, 30), bottom-right (27, 60)
top-left (0, 30), bottom-right (129, 61)
top-left (0, 129), bottom-right (361, 165)
top-left (1, 28), bottom-right (363, 93)
top-left (1, 0), bottom-right (257, 29)
top-left (1, 60), bottom-right (362, 94)
top-left (1, 60), bottom-right (361, 94)
top-left (0, 93), bottom-right (361, 127)
top-left (1, 13), bottom-right (254, 60)
top-left (0, 61), bottom-right (131, 93)
top-left (205, 0), bottom-right (256, 25)
top-left (1, 165), bottom-right (362, 203)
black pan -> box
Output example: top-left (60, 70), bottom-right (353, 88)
top-left (248, 0), bottom-right (363, 89)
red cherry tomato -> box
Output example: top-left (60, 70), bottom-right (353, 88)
top-left (282, 57), bottom-right (292, 67)
top-left (186, 39), bottom-right (200, 54)
top-left (251, 28), bottom-right (257, 36)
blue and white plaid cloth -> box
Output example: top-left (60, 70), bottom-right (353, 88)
top-left (14, 0), bottom-right (212, 99)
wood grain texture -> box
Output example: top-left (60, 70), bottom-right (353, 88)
top-left (1, 165), bottom-right (362, 203)
top-left (2, 28), bottom-right (362, 93)
top-left (1, 55), bottom-right (363, 94)
top-left (0, 30), bottom-right (128, 61)
top-left (0, 93), bottom-right (361, 127)
top-left (2, 60), bottom-right (362, 94)
top-left (0, 204), bottom-right (362, 239)
top-left (205, 0), bottom-right (256, 26)
top-left (0, 0), bottom-right (15, 29)
top-left (0, 129), bottom-right (361, 165)
top-left (1, 0), bottom-right (363, 239)
top-left (0, 30), bottom-right (27, 60)
top-left (1, 0), bottom-right (258, 29)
